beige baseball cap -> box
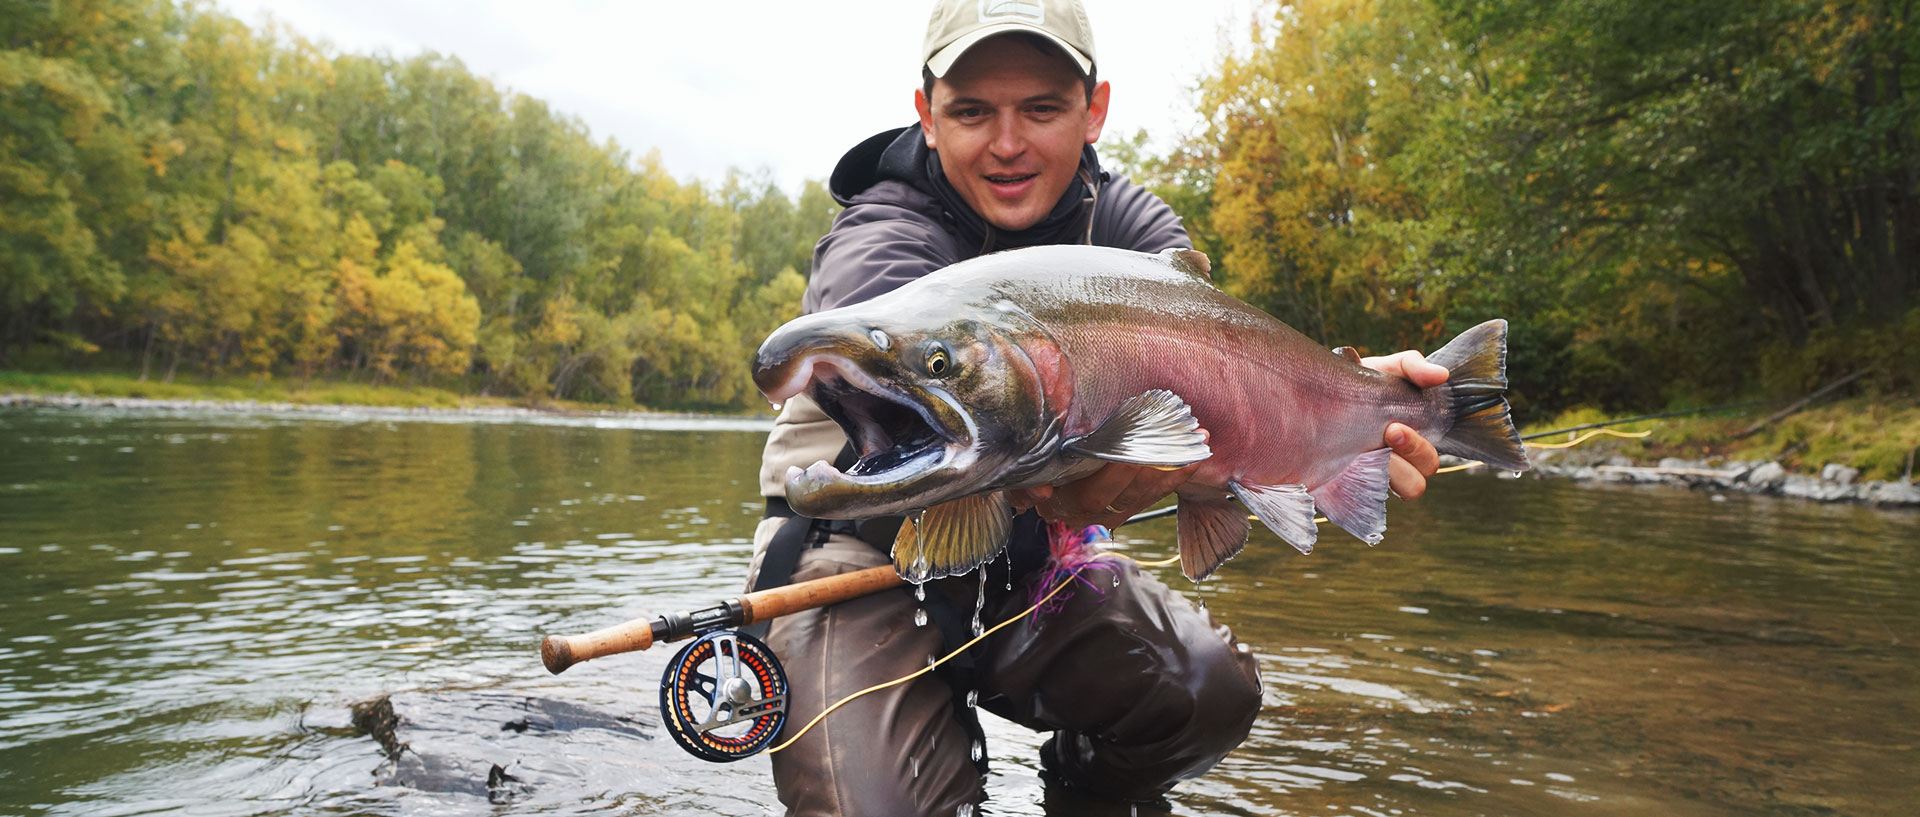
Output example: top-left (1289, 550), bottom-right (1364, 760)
top-left (923, 0), bottom-right (1097, 78)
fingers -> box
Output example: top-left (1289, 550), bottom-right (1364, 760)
top-left (1360, 349), bottom-right (1449, 388)
top-left (1005, 484), bottom-right (1052, 512)
top-left (1385, 422), bottom-right (1439, 499)
top-left (1033, 461), bottom-right (1199, 529)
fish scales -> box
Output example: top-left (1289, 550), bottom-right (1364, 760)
top-left (1020, 273), bottom-right (1443, 493)
top-left (754, 245), bottom-right (1528, 581)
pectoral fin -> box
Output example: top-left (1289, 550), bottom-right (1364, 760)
top-left (1175, 495), bottom-right (1251, 581)
top-left (1310, 449), bottom-right (1393, 545)
top-left (1064, 389), bottom-right (1212, 468)
top-left (1229, 480), bottom-right (1319, 554)
top-left (891, 492), bottom-right (1013, 582)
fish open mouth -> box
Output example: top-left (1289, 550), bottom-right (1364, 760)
top-left (801, 358), bottom-right (961, 488)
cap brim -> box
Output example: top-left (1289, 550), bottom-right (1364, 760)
top-left (926, 23), bottom-right (1093, 78)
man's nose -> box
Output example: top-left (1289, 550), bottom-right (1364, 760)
top-left (988, 115), bottom-right (1026, 161)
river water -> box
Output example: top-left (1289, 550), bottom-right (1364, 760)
top-left (1, 407), bottom-right (1914, 816)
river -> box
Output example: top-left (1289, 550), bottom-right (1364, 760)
top-left (1, 406), bottom-right (1914, 816)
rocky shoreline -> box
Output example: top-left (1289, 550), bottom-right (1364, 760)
top-left (1496, 444), bottom-right (1920, 508)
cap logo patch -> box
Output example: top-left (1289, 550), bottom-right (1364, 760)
top-left (979, 0), bottom-right (1044, 24)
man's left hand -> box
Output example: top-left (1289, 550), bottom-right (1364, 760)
top-left (1360, 350), bottom-right (1447, 499)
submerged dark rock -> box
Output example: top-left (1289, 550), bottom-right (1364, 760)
top-left (346, 691), bottom-right (649, 799)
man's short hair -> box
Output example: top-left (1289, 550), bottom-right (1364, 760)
top-left (921, 32), bottom-right (1098, 105)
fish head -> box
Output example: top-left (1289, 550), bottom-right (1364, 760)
top-left (754, 296), bottom-right (1066, 519)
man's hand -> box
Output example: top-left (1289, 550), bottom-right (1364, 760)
top-left (1007, 432), bottom-right (1208, 529)
top-left (1360, 350), bottom-right (1447, 499)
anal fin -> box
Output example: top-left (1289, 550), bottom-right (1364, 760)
top-left (1229, 481), bottom-right (1318, 554)
top-left (1310, 448), bottom-right (1393, 545)
top-left (1064, 389), bottom-right (1211, 468)
top-left (892, 492), bottom-right (1013, 582)
top-left (1175, 494), bottom-right (1251, 581)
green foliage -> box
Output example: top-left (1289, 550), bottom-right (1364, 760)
top-left (1170, 0), bottom-right (1916, 416)
top-left (0, 0), bottom-right (836, 409)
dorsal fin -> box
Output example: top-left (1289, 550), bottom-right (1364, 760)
top-left (1331, 346), bottom-right (1363, 365)
top-left (1161, 248), bottom-right (1212, 280)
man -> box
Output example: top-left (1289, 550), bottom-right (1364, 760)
top-left (746, 2), bottom-right (1445, 813)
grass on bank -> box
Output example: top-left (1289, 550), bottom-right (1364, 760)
top-left (1523, 396), bottom-right (1920, 482)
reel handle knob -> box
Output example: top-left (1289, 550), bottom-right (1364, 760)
top-left (542, 618), bottom-right (658, 674)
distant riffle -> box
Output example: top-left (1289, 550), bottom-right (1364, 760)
top-left (0, 393), bottom-right (774, 433)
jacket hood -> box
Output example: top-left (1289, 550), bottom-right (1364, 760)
top-left (828, 125), bottom-right (1107, 254)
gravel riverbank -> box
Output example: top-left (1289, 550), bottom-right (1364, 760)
top-left (1491, 443), bottom-right (1920, 508)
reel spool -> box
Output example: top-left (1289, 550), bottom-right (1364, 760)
top-left (658, 630), bottom-right (789, 762)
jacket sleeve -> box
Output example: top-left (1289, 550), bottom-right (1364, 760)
top-left (1090, 175), bottom-right (1191, 254)
top-left (803, 186), bottom-right (963, 313)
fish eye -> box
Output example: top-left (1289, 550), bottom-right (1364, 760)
top-left (925, 344), bottom-right (953, 377)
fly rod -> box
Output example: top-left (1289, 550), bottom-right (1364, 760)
top-left (540, 564), bottom-right (904, 674)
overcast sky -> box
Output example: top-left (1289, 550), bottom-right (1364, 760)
top-left (211, 0), bottom-right (1256, 192)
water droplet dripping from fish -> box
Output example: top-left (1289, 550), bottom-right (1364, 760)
top-left (911, 756), bottom-right (920, 778)
top-left (914, 584), bottom-right (926, 602)
top-left (913, 607), bottom-right (928, 627)
top-left (969, 741), bottom-right (983, 762)
top-left (965, 689), bottom-right (978, 708)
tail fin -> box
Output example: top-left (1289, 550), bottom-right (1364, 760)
top-left (1426, 319), bottom-right (1530, 472)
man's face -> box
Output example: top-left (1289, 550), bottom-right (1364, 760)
top-left (915, 36), bottom-right (1110, 232)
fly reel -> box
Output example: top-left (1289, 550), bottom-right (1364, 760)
top-left (542, 566), bottom-right (906, 761)
top-left (658, 629), bottom-right (789, 762)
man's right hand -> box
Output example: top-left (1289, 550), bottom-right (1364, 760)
top-left (1006, 431), bottom-right (1209, 528)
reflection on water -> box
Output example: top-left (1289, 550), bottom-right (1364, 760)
top-left (1, 407), bottom-right (1915, 816)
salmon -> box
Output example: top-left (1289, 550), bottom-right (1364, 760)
top-left (754, 246), bottom-right (1528, 582)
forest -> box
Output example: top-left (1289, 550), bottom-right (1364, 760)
top-left (3, 0), bottom-right (830, 408)
top-left (3, 0), bottom-right (1915, 414)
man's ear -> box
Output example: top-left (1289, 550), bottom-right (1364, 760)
top-left (1084, 80), bottom-right (1111, 145)
top-left (915, 87), bottom-right (938, 150)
